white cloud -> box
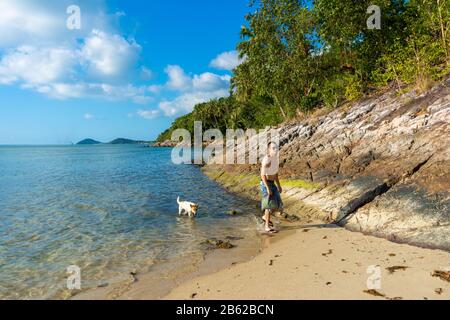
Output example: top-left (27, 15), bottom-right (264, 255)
top-left (164, 65), bottom-right (230, 92)
top-left (81, 29), bottom-right (141, 79)
top-left (22, 82), bottom-right (152, 102)
top-left (209, 51), bottom-right (245, 71)
top-left (0, 46), bottom-right (77, 85)
top-left (0, 1), bottom-right (234, 113)
top-left (165, 65), bottom-right (192, 90)
top-left (159, 89), bottom-right (229, 117)
top-left (0, 1), bottom-right (61, 47)
top-left (0, 0), bottom-right (153, 103)
top-left (137, 109), bottom-right (160, 119)
top-left (50, 83), bottom-right (92, 99)
top-left (157, 65), bottom-right (232, 117)
top-left (192, 72), bottom-right (230, 91)
top-left (0, 1), bottom-right (118, 47)
top-left (0, 33), bottom-right (144, 87)
top-left (0, 32), bottom-right (153, 102)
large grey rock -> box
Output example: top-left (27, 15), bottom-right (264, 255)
top-left (208, 78), bottom-right (450, 250)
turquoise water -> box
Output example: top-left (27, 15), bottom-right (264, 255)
top-left (0, 145), bottom-right (259, 299)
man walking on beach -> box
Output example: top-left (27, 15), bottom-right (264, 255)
top-left (260, 142), bottom-right (283, 234)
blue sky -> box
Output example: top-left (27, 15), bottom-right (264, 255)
top-left (0, 0), bottom-right (250, 144)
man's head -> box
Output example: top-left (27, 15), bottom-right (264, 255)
top-left (267, 142), bottom-right (279, 157)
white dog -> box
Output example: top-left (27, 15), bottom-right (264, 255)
top-left (177, 197), bottom-right (199, 218)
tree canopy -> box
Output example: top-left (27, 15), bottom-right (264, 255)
top-left (158, 0), bottom-right (449, 142)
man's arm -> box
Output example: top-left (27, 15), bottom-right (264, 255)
top-left (275, 175), bottom-right (283, 194)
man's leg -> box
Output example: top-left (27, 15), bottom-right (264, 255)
top-left (264, 209), bottom-right (271, 231)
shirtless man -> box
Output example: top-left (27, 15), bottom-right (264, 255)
top-left (260, 142), bottom-right (283, 233)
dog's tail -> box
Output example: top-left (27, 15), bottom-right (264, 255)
top-left (177, 196), bottom-right (181, 204)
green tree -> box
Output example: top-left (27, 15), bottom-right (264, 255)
top-left (234, 0), bottom-right (317, 118)
top-left (158, 0), bottom-right (449, 142)
top-left (372, 0), bottom-right (450, 91)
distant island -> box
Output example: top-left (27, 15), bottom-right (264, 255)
top-left (109, 138), bottom-right (149, 145)
top-left (77, 139), bottom-right (102, 145)
top-left (76, 138), bottom-right (152, 145)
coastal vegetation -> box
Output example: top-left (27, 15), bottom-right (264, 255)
top-left (109, 138), bottom-right (150, 145)
top-left (157, 0), bottom-right (449, 142)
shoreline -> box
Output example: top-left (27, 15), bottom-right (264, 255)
top-left (162, 166), bottom-right (450, 300)
top-left (74, 164), bottom-right (450, 300)
top-left (165, 222), bottom-right (450, 300)
top-left (71, 216), bottom-right (263, 300)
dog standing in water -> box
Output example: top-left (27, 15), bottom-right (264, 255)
top-left (177, 197), bottom-right (199, 218)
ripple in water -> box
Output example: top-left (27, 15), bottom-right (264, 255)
top-left (0, 145), bottom-right (260, 299)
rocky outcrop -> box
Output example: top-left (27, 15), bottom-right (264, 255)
top-left (205, 78), bottom-right (450, 251)
top-left (153, 140), bottom-right (211, 148)
top-left (153, 140), bottom-right (179, 147)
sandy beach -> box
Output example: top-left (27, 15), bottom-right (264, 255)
top-left (164, 222), bottom-right (450, 300)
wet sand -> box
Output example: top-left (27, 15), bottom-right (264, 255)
top-left (72, 232), bottom-right (262, 300)
top-left (164, 223), bottom-right (450, 300)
